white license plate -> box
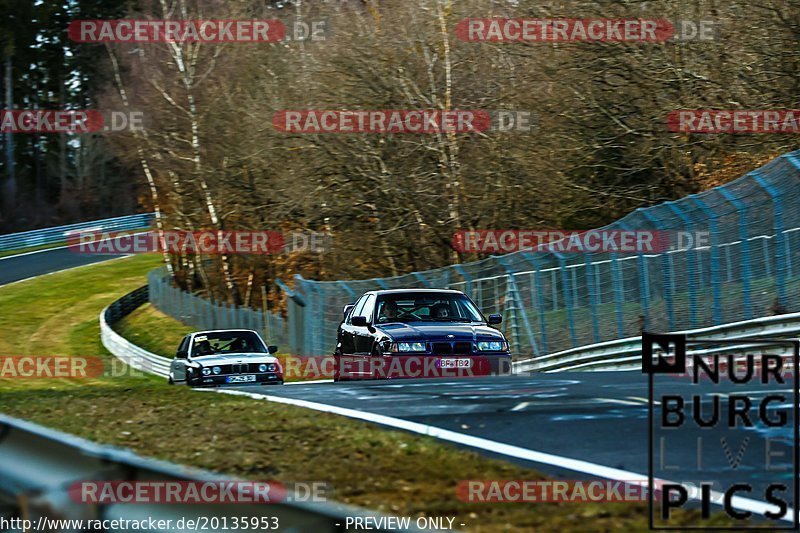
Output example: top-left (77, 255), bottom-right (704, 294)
top-left (440, 358), bottom-right (472, 369)
top-left (226, 374), bottom-right (257, 383)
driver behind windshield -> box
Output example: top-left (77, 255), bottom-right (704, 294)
top-left (193, 340), bottom-right (214, 356)
top-left (431, 302), bottom-right (451, 318)
top-left (378, 300), bottom-right (399, 322)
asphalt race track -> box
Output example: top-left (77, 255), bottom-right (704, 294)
top-left (0, 247), bottom-right (123, 286)
top-left (232, 372), bottom-right (796, 511)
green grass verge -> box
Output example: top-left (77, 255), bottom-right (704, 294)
top-left (0, 255), bottom-right (721, 532)
top-left (114, 303), bottom-right (192, 357)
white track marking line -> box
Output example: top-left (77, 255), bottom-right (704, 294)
top-left (208, 387), bottom-right (791, 523)
top-left (0, 243), bottom-right (72, 260)
top-left (285, 379), bottom-right (333, 385)
top-left (626, 396), bottom-right (650, 403)
top-left (599, 398), bottom-right (642, 406)
top-left (510, 401), bottom-right (530, 411)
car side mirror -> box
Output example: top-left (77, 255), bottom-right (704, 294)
top-left (343, 304), bottom-right (354, 320)
top-left (268, 345), bottom-right (278, 354)
top-left (176, 350), bottom-right (188, 359)
top-left (488, 314), bottom-right (502, 325)
top-left (351, 316), bottom-right (368, 327)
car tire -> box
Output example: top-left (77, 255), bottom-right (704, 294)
top-left (332, 354), bottom-right (341, 382)
top-left (168, 374), bottom-right (174, 385)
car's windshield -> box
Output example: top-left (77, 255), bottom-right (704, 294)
top-left (190, 331), bottom-right (267, 357)
top-left (374, 292), bottom-right (484, 323)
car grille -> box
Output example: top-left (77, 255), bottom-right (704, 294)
top-left (432, 342), bottom-right (473, 355)
top-left (218, 363), bottom-right (259, 374)
top-left (453, 342), bottom-right (472, 354)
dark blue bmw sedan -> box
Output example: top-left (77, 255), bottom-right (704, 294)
top-left (334, 289), bottom-right (513, 381)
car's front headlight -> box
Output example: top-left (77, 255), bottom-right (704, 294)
top-left (477, 341), bottom-right (505, 351)
top-left (395, 342), bottom-right (426, 352)
top-left (201, 367), bottom-right (211, 376)
top-left (259, 363), bottom-right (267, 372)
top-left (212, 366), bottom-right (221, 375)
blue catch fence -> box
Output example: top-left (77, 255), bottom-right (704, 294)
top-left (284, 151), bottom-right (800, 358)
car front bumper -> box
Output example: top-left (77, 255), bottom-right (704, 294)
top-left (334, 353), bottom-right (512, 381)
top-left (188, 372), bottom-right (283, 387)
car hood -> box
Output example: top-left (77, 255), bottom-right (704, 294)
top-left (376, 322), bottom-right (505, 342)
top-left (190, 353), bottom-right (278, 366)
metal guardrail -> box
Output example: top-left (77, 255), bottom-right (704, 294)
top-left (514, 311), bottom-right (800, 373)
top-left (100, 286), bottom-right (173, 379)
top-left (0, 213), bottom-right (154, 252)
top-left (0, 414), bottom-right (419, 532)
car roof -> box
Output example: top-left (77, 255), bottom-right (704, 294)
top-left (190, 329), bottom-right (259, 336)
top-left (367, 288), bottom-right (465, 296)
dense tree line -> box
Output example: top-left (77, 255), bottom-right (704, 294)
top-left (0, 0), bottom-right (138, 231)
top-left (2, 0), bottom-right (798, 311)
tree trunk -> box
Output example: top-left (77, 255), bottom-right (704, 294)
top-left (3, 55), bottom-right (16, 219)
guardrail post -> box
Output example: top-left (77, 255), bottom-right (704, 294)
top-left (753, 171), bottom-right (788, 308)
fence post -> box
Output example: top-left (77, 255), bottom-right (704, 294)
top-left (639, 209), bottom-right (675, 331)
top-left (519, 253), bottom-right (550, 354)
top-left (412, 272), bottom-right (432, 288)
top-left (549, 249), bottom-right (577, 347)
top-left (753, 171), bottom-right (788, 307)
top-left (718, 187), bottom-right (753, 319)
top-left (665, 201), bottom-right (699, 328)
top-left (581, 254), bottom-right (600, 343)
top-left (618, 221), bottom-right (649, 332)
top-left (691, 196), bottom-right (723, 324)
top-left (337, 281), bottom-right (357, 301)
top-left (497, 256), bottom-right (539, 357)
top-left (609, 253), bottom-right (626, 338)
